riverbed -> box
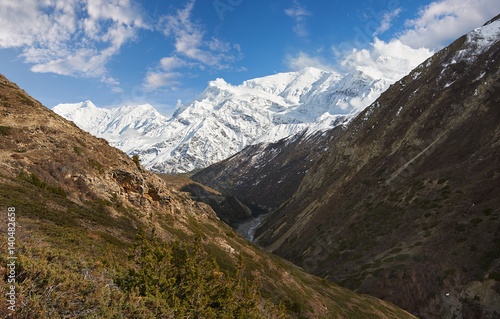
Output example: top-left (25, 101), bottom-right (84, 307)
top-left (236, 214), bottom-right (267, 242)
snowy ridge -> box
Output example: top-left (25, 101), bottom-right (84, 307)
top-left (54, 67), bottom-right (390, 173)
top-left (447, 19), bottom-right (500, 66)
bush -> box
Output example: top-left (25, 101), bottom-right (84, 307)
top-left (46, 185), bottom-right (67, 198)
top-left (17, 170), bottom-right (66, 197)
top-left (73, 146), bottom-right (83, 155)
top-left (471, 217), bottom-right (483, 225)
top-left (132, 154), bottom-right (141, 167)
top-left (0, 125), bottom-right (11, 135)
top-left (89, 158), bottom-right (104, 174)
top-left (489, 272), bottom-right (500, 281)
top-left (117, 229), bottom-right (283, 318)
top-left (395, 254), bottom-right (409, 261)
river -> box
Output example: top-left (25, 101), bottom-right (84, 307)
top-left (236, 214), bottom-right (267, 242)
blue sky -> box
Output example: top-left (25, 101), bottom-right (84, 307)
top-left (1, 0), bottom-right (499, 116)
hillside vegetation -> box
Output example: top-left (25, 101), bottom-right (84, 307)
top-left (254, 15), bottom-right (500, 319)
top-left (0, 73), bottom-right (415, 318)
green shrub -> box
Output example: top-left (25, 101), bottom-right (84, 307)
top-left (383, 257), bottom-right (395, 263)
top-left (483, 208), bottom-right (493, 216)
top-left (46, 185), bottom-right (67, 198)
top-left (391, 247), bottom-right (403, 254)
top-left (116, 230), bottom-right (282, 317)
top-left (132, 154), bottom-right (141, 167)
top-left (0, 125), bottom-right (11, 135)
top-left (489, 272), bottom-right (500, 281)
top-left (471, 217), bottom-right (483, 225)
top-left (89, 158), bottom-right (104, 174)
top-left (17, 170), bottom-right (66, 197)
top-left (28, 172), bottom-right (45, 188)
top-left (395, 254), bottom-right (409, 261)
top-left (73, 146), bottom-right (83, 155)
top-left (437, 178), bottom-right (447, 184)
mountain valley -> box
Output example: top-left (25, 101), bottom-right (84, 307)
top-left (0, 73), bottom-right (416, 317)
top-left (246, 15), bottom-right (500, 319)
top-left (193, 14), bottom-right (500, 319)
top-left (4, 13), bottom-right (500, 319)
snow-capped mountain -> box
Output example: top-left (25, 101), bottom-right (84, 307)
top-left (53, 101), bottom-right (169, 145)
top-left (54, 67), bottom-right (390, 173)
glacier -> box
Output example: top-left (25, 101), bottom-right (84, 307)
top-left (54, 67), bottom-right (391, 174)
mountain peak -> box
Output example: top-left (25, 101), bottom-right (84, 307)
top-left (82, 100), bottom-right (97, 107)
top-left (1, 71), bottom-right (419, 319)
top-left (55, 68), bottom-right (391, 173)
top-left (209, 77), bottom-right (229, 87)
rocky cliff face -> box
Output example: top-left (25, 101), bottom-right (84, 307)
top-left (254, 15), bottom-right (500, 319)
top-left (0, 73), bottom-right (416, 318)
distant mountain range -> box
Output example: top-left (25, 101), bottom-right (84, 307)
top-left (54, 67), bottom-right (392, 174)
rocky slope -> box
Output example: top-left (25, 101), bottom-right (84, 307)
top-left (0, 73), bottom-right (416, 318)
top-left (254, 15), bottom-right (500, 319)
top-left (157, 174), bottom-right (254, 228)
top-left (54, 68), bottom-right (390, 174)
top-left (192, 121), bottom-right (348, 214)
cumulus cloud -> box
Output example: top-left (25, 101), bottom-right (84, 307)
top-left (0, 0), bottom-right (146, 90)
top-left (159, 57), bottom-right (187, 71)
top-left (341, 38), bottom-right (433, 82)
top-left (399, 0), bottom-right (500, 49)
top-left (285, 40), bottom-right (432, 83)
top-left (285, 52), bottom-right (335, 71)
top-left (285, 0), bottom-right (312, 37)
top-left (329, 0), bottom-right (498, 83)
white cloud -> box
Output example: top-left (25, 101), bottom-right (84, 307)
top-left (143, 56), bottom-right (187, 90)
top-left (86, 0), bottom-right (146, 27)
top-left (0, 0), bottom-right (146, 91)
top-left (160, 57), bottom-right (186, 71)
top-left (285, 0), bottom-right (498, 88)
top-left (284, 0), bottom-right (312, 37)
top-left (144, 72), bottom-right (183, 90)
top-left (285, 52), bottom-right (335, 71)
top-left (145, 0), bottom-right (242, 89)
top-left (159, 0), bottom-right (238, 67)
top-left (399, 0), bottom-right (500, 49)
top-left (330, 0), bottom-right (497, 83)
top-left (341, 38), bottom-right (433, 82)
top-left (374, 8), bottom-right (401, 36)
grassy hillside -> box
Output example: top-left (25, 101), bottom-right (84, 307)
top-left (0, 73), bottom-right (416, 318)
